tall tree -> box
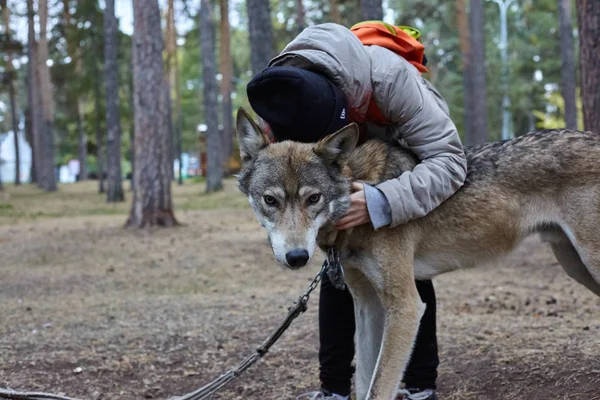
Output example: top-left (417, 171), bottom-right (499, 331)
top-left (104, 0), bottom-right (124, 202)
top-left (360, 0), bottom-right (383, 20)
top-left (91, 3), bottom-right (104, 193)
top-left (165, 0), bottom-right (183, 185)
top-left (247, 0), bottom-right (275, 133)
top-left (329, 0), bottom-right (342, 24)
top-left (558, 0), bottom-right (577, 130)
top-left (220, 0), bottom-right (234, 168)
top-left (128, 65), bottom-right (135, 191)
top-left (296, 0), bottom-right (306, 33)
top-left (26, 0), bottom-right (40, 185)
top-left (456, 0), bottom-right (475, 144)
top-left (201, 0), bottom-right (223, 192)
top-left (247, 0), bottom-right (275, 75)
top-left (62, 0), bottom-right (88, 181)
top-left (576, 0), bottom-right (600, 134)
top-left (127, 0), bottom-right (178, 227)
top-left (1, 0), bottom-right (20, 184)
top-left (164, 5), bottom-right (175, 184)
top-left (38, 0), bottom-right (57, 191)
top-left (469, 0), bottom-right (488, 143)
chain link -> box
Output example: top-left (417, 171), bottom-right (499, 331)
top-left (169, 262), bottom-right (329, 400)
top-left (0, 263), bottom-right (333, 400)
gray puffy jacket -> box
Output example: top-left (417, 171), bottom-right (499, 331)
top-left (268, 23), bottom-right (468, 229)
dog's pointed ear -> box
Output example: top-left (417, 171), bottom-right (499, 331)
top-left (313, 123), bottom-right (360, 166)
top-left (236, 107), bottom-right (270, 162)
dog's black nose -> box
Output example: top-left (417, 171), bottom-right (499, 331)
top-left (286, 249), bottom-right (310, 268)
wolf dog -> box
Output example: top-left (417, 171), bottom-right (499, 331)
top-left (234, 107), bottom-right (600, 400)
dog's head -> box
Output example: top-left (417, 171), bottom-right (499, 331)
top-left (235, 107), bottom-right (359, 269)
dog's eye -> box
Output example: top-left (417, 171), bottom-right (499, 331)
top-left (308, 193), bottom-right (321, 205)
top-left (263, 195), bottom-right (277, 206)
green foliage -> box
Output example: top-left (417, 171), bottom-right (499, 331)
top-left (532, 90), bottom-right (584, 130)
top-left (0, 0), bottom-right (583, 171)
top-left (386, 0), bottom-right (577, 141)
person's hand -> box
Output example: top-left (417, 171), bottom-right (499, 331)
top-left (335, 182), bottom-right (370, 230)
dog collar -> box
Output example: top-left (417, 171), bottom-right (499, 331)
top-left (324, 248), bottom-right (346, 290)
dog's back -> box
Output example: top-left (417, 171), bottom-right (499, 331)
top-left (347, 128), bottom-right (600, 293)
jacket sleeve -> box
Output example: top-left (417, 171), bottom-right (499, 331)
top-left (373, 64), bottom-right (468, 228)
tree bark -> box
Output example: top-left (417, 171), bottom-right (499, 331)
top-left (296, 0), bottom-right (306, 33)
top-left (220, 0), bottom-right (234, 170)
top-left (558, 0), bottom-right (578, 130)
top-left (104, 0), bottom-right (124, 202)
top-left (360, 0), bottom-right (383, 21)
top-left (127, 0), bottom-right (178, 227)
top-left (1, 0), bottom-right (21, 185)
top-left (329, 0), bottom-right (342, 24)
top-left (201, 0), bottom-right (223, 192)
top-left (166, 0), bottom-right (183, 185)
top-left (91, 3), bottom-right (104, 193)
top-left (456, 0), bottom-right (475, 145)
top-left (27, 0), bottom-right (41, 185)
top-left (247, 0), bottom-right (275, 75)
top-left (38, 0), bottom-right (57, 191)
top-left (128, 68), bottom-right (135, 191)
top-left (576, 0), bottom-right (600, 134)
top-left (469, 0), bottom-right (488, 143)
top-left (76, 99), bottom-right (88, 180)
top-left (165, 0), bottom-right (177, 182)
top-left (25, 106), bottom-right (35, 184)
top-left (63, 0), bottom-right (88, 180)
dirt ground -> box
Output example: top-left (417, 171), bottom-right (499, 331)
top-left (1, 181), bottom-right (599, 400)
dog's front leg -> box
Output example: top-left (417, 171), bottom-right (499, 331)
top-left (365, 284), bottom-right (425, 400)
top-left (345, 270), bottom-right (386, 400)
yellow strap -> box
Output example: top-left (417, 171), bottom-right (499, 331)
top-left (351, 20), bottom-right (422, 41)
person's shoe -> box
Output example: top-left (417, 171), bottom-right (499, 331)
top-left (296, 390), bottom-right (349, 400)
top-left (397, 388), bottom-right (438, 400)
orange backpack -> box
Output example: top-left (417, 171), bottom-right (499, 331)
top-left (350, 21), bottom-right (428, 126)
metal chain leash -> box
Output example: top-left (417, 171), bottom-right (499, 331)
top-left (167, 262), bottom-right (329, 400)
top-left (0, 255), bottom-right (344, 400)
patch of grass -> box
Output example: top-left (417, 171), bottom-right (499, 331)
top-left (0, 178), bottom-right (249, 225)
top-left (0, 204), bottom-right (14, 216)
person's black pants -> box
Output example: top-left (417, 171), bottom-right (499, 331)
top-left (318, 271), bottom-right (439, 396)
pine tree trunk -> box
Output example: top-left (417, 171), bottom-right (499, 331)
top-left (27, 0), bottom-right (41, 186)
top-left (165, 0), bottom-right (183, 185)
top-left (558, 0), bottom-right (578, 130)
top-left (1, 0), bottom-right (21, 185)
top-left (329, 0), bottom-right (341, 24)
top-left (91, 5), bottom-right (105, 193)
top-left (469, 0), bottom-right (488, 143)
top-left (129, 71), bottom-right (135, 191)
top-left (7, 45), bottom-right (21, 187)
top-left (576, 0), bottom-right (600, 134)
top-left (127, 0), bottom-right (178, 227)
top-left (164, 0), bottom-right (176, 182)
top-left (360, 0), bottom-right (383, 20)
top-left (104, 0), bottom-right (125, 202)
top-left (63, 0), bottom-right (87, 180)
top-left (76, 98), bottom-right (88, 180)
top-left (220, 0), bottom-right (234, 171)
top-left (457, 0), bottom-right (476, 145)
top-left (201, 0), bottom-right (223, 192)
top-left (296, 0), bottom-right (306, 33)
top-left (38, 0), bottom-right (57, 191)
top-left (25, 106), bottom-right (35, 184)
top-left (247, 0), bottom-right (274, 75)
top-left (164, 80), bottom-right (174, 182)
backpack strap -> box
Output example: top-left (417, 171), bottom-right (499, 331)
top-left (350, 21), bottom-right (430, 126)
top-left (350, 21), bottom-right (429, 74)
